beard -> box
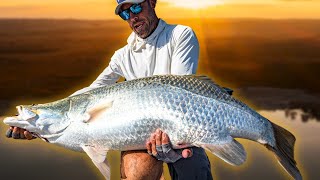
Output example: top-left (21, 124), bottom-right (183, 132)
top-left (133, 20), bottom-right (149, 38)
top-left (131, 14), bottom-right (157, 39)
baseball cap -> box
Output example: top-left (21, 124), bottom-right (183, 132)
top-left (115, 0), bottom-right (145, 15)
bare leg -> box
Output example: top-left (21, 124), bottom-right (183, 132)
top-left (121, 150), bottom-right (164, 180)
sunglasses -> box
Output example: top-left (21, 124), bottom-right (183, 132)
top-left (119, 3), bottom-right (143, 20)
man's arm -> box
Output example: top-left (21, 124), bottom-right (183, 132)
top-left (70, 61), bottom-right (122, 96)
top-left (145, 26), bottom-right (199, 163)
top-left (171, 26), bottom-right (199, 75)
top-left (148, 28), bottom-right (213, 179)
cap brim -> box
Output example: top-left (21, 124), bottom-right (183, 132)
top-left (115, 0), bottom-right (145, 15)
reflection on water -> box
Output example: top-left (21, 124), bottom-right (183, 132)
top-left (0, 109), bottom-right (319, 180)
top-left (211, 109), bottom-right (320, 180)
top-left (285, 109), bottom-right (320, 122)
top-left (236, 87), bottom-right (320, 123)
top-left (255, 110), bottom-right (319, 180)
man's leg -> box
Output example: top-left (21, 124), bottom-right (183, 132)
top-left (167, 147), bottom-right (213, 180)
top-left (121, 150), bottom-right (164, 180)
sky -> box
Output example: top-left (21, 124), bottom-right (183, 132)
top-left (0, 0), bottom-right (320, 19)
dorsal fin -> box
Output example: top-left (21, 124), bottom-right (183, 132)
top-left (191, 75), bottom-right (233, 95)
top-left (191, 75), bottom-right (216, 84)
top-left (146, 75), bottom-right (232, 99)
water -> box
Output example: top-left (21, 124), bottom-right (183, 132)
top-left (209, 109), bottom-right (320, 180)
top-left (0, 18), bottom-right (319, 179)
top-left (1, 109), bottom-right (319, 179)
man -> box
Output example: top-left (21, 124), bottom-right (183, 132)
top-left (6, 0), bottom-right (213, 179)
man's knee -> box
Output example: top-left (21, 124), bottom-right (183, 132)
top-left (121, 150), bottom-right (163, 180)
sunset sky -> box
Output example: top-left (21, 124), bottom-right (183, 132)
top-left (0, 0), bottom-right (320, 19)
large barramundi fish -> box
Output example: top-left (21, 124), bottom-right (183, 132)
top-left (3, 75), bottom-right (302, 179)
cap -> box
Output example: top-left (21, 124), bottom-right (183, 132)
top-left (115, 0), bottom-right (145, 15)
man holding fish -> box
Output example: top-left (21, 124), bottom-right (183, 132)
top-left (6, 0), bottom-right (213, 179)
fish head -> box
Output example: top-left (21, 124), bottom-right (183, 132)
top-left (4, 102), bottom-right (71, 142)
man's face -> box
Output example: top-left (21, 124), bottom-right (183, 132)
top-left (121, 0), bottom-right (158, 39)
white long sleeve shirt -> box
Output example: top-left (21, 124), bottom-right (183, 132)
top-left (72, 19), bottom-right (199, 96)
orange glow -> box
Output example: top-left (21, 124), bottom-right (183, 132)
top-left (0, 1), bottom-right (319, 19)
top-left (161, 0), bottom-right (223, 9)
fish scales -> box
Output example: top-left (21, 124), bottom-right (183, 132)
top-left (3, 75), bottom-right (302, 180)
top-left (86, 75), bottom-right (272, 148)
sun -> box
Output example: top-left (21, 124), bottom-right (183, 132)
top-left (161, 0), bottom-right (223, 9)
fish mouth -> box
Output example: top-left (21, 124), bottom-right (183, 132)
top-left (3, 105), bottom-right (66, 143)
top-left (3, 116), bottom-right (29, 127)
top-left (16, 105), bottom-right (38, 121)
top-left (3, 116), bottom-right (50, 142)
top-left (3, 106), bottom-right (39, 135)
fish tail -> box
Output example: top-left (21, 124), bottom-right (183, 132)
top-left (265, 122), bottom-right (302, 180)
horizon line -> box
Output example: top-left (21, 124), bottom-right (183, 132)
top-left (1, 17), bottom-right (320, 21)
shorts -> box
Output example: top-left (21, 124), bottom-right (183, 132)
top-left (167, 147), bottom-right (213, 180)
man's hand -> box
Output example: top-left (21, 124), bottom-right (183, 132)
top-left (146, 129), bottom-right (192, 163)
top-left (6, 127), bottom-right (34, 140)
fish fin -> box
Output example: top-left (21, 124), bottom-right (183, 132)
top-left (191, 75), bottom-right (217, 85)
top-left (191, 75), bottom-right (233, 95)
top-left (222, 87), bottom-right (233, 95)
top-left (81, 145), bottom-right (110, 179)
top-left (265, 122), bottom-right (302, 180)
top-left (201, 139), bottom-right (246, 166)
top-left (85, 101), bottom-right (114, 123)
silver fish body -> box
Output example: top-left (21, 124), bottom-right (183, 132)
top-left (3, 75), bottom-right (301, 180)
